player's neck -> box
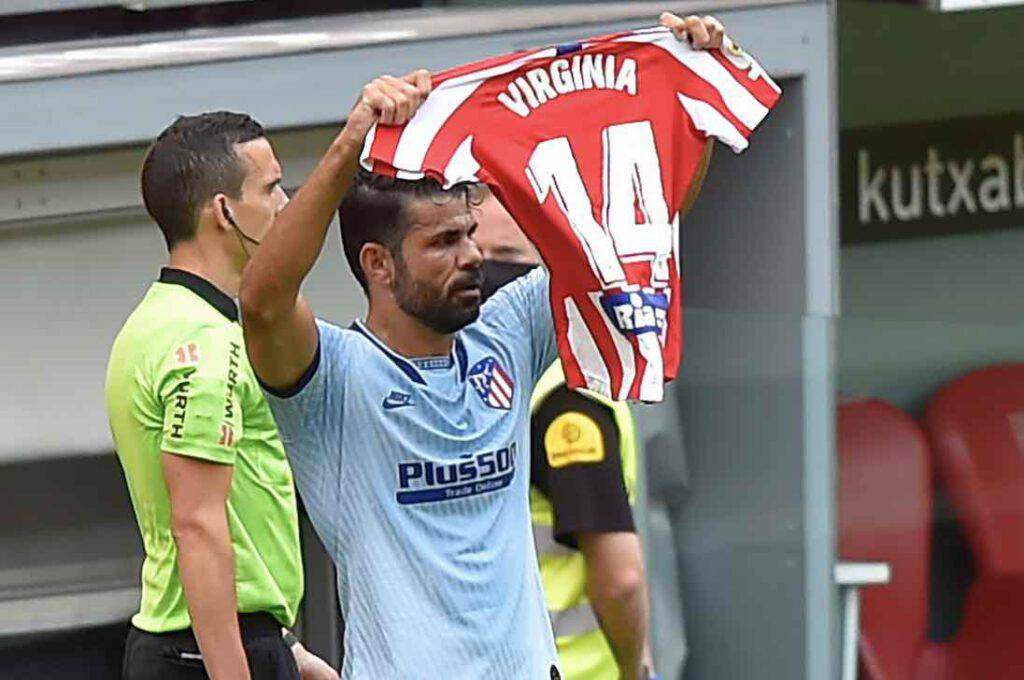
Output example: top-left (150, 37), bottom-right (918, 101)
top-left (365, 305), bottom-right (453, 358)
top-left (167, 242), bottom-right (243, 299)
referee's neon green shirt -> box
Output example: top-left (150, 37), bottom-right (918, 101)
top-left (106, 268), bottom-right (302, 633)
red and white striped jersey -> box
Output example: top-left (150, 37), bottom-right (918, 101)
top-left (363, 27), bottom-right (780, 402)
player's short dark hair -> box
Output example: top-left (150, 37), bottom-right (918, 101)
top-left (338, 169), bottom-right (481, 294)
top-left (141, 111), bottom-right (265, 250)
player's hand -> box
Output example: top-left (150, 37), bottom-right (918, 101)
top-left (342, 69), bottom-right (432, 144)
top-left (659, 12), bottom-right (725, 50)
top-left (290, 641), bottom-right (339, 680)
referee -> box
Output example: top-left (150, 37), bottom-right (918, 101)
top-left (474, 191), bottom-right (658, 680)
top-left (106, 113), bottom-right (334, 679)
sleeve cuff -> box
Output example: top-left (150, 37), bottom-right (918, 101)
top-left (554, 515), bottom-right (636, 550)
top-left (160, 442), bottom-right (236, 466)
top-left (258, 341), bottom-right (321, 399)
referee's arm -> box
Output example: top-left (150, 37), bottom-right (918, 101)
top-left (158, 328), bottom-right (250, 680)
top-left (164, 454), bottom-right (250, 680)
top-left (532, 388), bottom-right (651, 680)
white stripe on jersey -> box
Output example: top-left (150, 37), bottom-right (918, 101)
top-left (587, 290), bottom-right (637, 401)
top-left (676, 92), bottom-right (749, 152)
top-left (565, 296), bottom-right (611, 397)
top-left (635, 328), bottom-right (665, 403)
top-left (492, 390), bottom-right (511, 409)
top-left (672, 213), bottom-right (682, 276)
top-left (391, 77), bottom-right (482, 178)
top-left (442, 135), bottom-right (481, 186)
top-left (492, 368), bottom-right (514, 401)
top-left (617, 30), bottom-right (769, 131)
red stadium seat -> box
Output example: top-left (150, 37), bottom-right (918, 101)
top-left (925, 364), bottom-right (1024, 576)
top-left (838, 398), bottom-right (933, 680)
top-left (839, 380), bottom-right (1024, 680)
top-left (913, 576), bottom-right (1024, 680)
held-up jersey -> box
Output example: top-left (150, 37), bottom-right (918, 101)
top-left (264, 269), bottom-right (561, 679)
top-left (364, 27), bottom-right (781, 402)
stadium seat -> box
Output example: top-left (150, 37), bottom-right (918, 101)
top-left (837, 398), bottom-right (933, 680)
top-left (913, 575), bottom-right (1024, 680)
top-left (925, 364), bottom-right (1024, 576)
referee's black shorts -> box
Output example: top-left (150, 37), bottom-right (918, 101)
top-left (122, 612), bottom-right (300, 680)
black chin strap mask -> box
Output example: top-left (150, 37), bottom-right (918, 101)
top-left (480, 260), bottom-right (539, 302)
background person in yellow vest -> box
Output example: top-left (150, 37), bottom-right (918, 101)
top-left (474, 190), bottom-right (657, 680)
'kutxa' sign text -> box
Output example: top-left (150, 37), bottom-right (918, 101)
top-left (841, 114), bottom-right (1024, 243)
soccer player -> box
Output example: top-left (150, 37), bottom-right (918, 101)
top-left (239, 13), bottom-right (723, 679)
top-left (106, 113), bottom-right (335, 679)
top-left (476, 191), bottom-right (656, 680)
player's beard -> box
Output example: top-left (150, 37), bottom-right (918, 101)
top-left (392, 255), bottom-right (483, 335)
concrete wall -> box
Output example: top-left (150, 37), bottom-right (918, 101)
top-left (838, 1), bottom-right (1024, 413)
top-left (839, 229), bottom-right (1024, 415)
top-left (840, 1), bottom-right (1024, 129)
top-left (0, 128), bottom-right (363, 462)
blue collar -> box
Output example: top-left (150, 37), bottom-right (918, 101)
top-left (349, 320), bottom-right (468, 384)
top-left (411, 356), bottom-right (454, 371)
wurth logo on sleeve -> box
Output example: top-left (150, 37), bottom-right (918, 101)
top-left (168, 369), bottom-right (195, 440)
top-left (223, 341), bottom-right (241, 422)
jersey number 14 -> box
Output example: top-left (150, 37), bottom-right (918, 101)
top-left (525, 120), bottom-right (674, 289)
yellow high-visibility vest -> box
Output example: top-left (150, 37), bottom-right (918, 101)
top-left (530, 363), bottom-right (638, 680)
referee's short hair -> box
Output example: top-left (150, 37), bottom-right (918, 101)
top-left (338, 169), bottom-right (481, 294)
top-left (141, 111), bottom-right (265, 250)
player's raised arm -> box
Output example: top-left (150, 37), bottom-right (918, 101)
top-left (240, 70), bottom-right (431, 390)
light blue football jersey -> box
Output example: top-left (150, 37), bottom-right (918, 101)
top-left (265, 268), bottom-right (561, 679)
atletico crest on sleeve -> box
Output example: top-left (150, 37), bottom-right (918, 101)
top-left (468, 357), bottom-right (515, 410)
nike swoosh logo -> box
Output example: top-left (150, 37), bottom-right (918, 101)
top-left (382, 395), bottom-right (414, 410)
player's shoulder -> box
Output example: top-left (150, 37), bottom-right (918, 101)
top-left (478, 268), bottom-right (549, 321)
top-left (314, 317), bottom-right (373, 365)
top-left (468, 269), bottom-right (551, 368)
top-left (314, 317), bottom-right (346, 343)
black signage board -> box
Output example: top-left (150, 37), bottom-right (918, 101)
top-left (841, 113), bottom-right (1024, 244)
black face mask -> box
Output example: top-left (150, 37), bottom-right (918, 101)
top-left (480, 260), bottom-right (539, 302)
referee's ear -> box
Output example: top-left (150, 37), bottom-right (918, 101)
top-left (211, 193), bottom-right (234, 233)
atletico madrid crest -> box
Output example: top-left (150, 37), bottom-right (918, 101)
top-left (468, 356), bottom-right (515, 410)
